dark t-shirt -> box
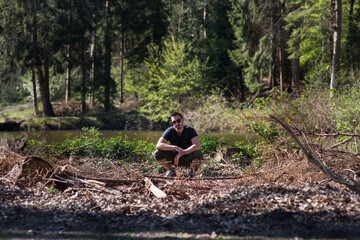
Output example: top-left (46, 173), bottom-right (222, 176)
top-left (161, 125), bottom-right (198, 149)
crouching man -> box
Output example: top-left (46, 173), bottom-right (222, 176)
top-left (154, 112), bottom-right (203, 177)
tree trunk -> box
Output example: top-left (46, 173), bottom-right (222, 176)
top-left (43, 51), bottom-right (55, 116)
top-left (119, 31), bottom-right (124, 104)
top-left (81, 39), bottom-right (86, 113)
top-left (291, 57), bottom-right (300, 92)
top-left (89, 1), bottom-right (97, 107)
top-left (267, 45), bottom-right (274, 88)
top-left (65, 0), bottom-right (72, 103)
top-left (36, 61), bottom-right (55, 117)
top-left (104, 0), bottom-right (111, 111)
top-left (203, 0), bottom-right (207, 39)
top-left (31, 3), bottom-right (54, 117)
top-left (65, 44), bottom-right (72, 102)
top-left (330, 0), bottom-right (342, 92)
top-left (267, 0), bottom-right (275, 88)
top-left (278, 0), bottom-right (289, 92)
top-left (31, 68), bottom-right (39, 116)
top-left (349, 0), bottom-right (354, 15)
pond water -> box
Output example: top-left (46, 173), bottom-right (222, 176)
top-left (0, 130), bottom-right (259, 146)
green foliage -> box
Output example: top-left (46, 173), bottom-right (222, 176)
top-left (45, 186), bottom-right (59, 194)
top-left (200, 132), bottom-right (228, 153)
top-left (332, 80), bottom-right (360, 134)
top-left (200, 164), bottom-right (211, 175)
top-left (185, 89), bottom-right (246, 132)
top-left (136, 37), bottom-right (208, 122)
top-left (228, 0), bottom-right (272, 93)
top-left (231, 141), bottom-right (258, 165)
top-left (245, 120), bottom-right (278, 143)
top-left (26, 127), bottom-right (156, 162)
top-left (0, 73), bottom-right (31, 105)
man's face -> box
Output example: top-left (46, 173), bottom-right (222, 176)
top-left (171, 115), bottom-right (183, 130)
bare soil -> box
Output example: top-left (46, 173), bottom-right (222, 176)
top-left (0, 145), bottom-right (359, 239)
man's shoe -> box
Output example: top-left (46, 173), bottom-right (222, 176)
top-left (165, 170), bottom-right (176, 177)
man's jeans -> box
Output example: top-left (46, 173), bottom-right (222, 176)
top-left (153, 149), bottom-right (203, 167)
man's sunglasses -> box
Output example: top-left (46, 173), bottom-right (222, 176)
top-left (172, 119), bottom-right (181, 124)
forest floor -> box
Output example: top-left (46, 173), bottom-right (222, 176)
top-left (0, 144), bottom-right (360, 240)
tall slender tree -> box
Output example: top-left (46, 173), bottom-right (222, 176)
top-left (330, 0), bottom-right (342, 92)
top-left (65, 0), bottom-right (73, 103)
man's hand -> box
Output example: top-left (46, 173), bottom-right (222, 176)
top-left (174, 152), bottom-right (182, 165)
top-left (174, 146), bottom-right (185, 155)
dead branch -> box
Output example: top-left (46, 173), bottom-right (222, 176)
top-left (270, 115), bottom-right (360, 193)
top-left (143, 174), bottom-right (252, 180)
top-left (313, 132), bottom-right (360, 137)
top-left (144, 177), bottom-right (167, 198)
top-left (326, 136), bottom-right (353, 150)
top-left (77, 176), bottom-right (140, 185)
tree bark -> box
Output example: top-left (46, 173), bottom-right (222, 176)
top-left (81, 39), bottom-right (86, 113)
top-left (203, 0), bottom-right (207, 39)
top-left (104, 0), bottom-right (111, 111)
top-left (31, 68), bottom-right (39, 116)
top-left (330, 0), bottom-right (342, 92)
top-left (119, 33), bottom-right (124, 104)
top-left (36, 61), bottom-right (55, 117)
top-left (291, 57), bottom-right (300, 92)
top-left (65, 44), bottom-right (72, 102)
top-left (30, 0), bottom-right (54, 117)
top-left (267, 0), bottom-right (275, 88)
top-left (278, 0), bottom-right (289, 92)
top-left (65, 0), bottom-right (72, 103)
top-left (89, 1), bottom-right (97, 107)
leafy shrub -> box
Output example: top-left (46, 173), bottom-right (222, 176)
top-left (200, 132), bottom-right (228, 153)
top-left (231, 141), bottom-right (259, 165)
top-left (26, 127), bottom-right (156, 162)
top-left (245, 120), bottom-right (278, 143)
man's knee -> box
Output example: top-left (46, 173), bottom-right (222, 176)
top-left (191, 150), bottom-right (203, 160)
top-left (153, 149), bottom-right (164, 161)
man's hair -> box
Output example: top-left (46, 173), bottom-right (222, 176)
top-left (170, 112), bottom-right (183, 119)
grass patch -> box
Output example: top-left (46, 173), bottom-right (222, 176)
top-left (0, 103), bottom-right (35, 122)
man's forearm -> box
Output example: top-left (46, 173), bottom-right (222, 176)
top-left (156, 142), bottom-right (175, 151)
top-left (183, 144), bottom-right (200, 155)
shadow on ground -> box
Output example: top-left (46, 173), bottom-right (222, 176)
top-left (1, 203), bottom-right (359, 239)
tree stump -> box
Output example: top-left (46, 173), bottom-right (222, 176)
top-left (6, 157), bottom-right (54, 186)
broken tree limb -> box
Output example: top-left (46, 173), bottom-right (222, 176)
top-left (144, 177), bottom-right (167, 198)
top-left (313, 132), bottom-right (360, 137)
top-left (270, 115), bottom-right (360, 193)
top-left (326, 136), bottom-right (353, 150)
top-left (76, 175), bottom-right (140, 185)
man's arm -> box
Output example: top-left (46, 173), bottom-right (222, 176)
top-left (156, 137), bottom-right (184, 153)
top-left (183, 136), bottom-right (201, 154)
top-left (173, 136), bottom-right (201, 165)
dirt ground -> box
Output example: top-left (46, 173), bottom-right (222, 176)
top-left (0, 144), bottom-right (359, 240)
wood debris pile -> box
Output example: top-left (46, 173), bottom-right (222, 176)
top-left (0, 133), bottom-right (360, 238)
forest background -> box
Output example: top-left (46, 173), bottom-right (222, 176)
top-left (0, 0), bottom-right (359, 134)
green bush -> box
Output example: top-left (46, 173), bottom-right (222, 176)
top-left (26, 127), bottom-right (156, 162)
top-left (245, 120), bottom-right (278, 143)
top-left (231, 141), bottom-right (259, 165)
top-left (200, 132), bottom-right (228, 153)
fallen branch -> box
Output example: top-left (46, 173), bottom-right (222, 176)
top-left (270, 115), bottom-right (360, 193)
top-left (313, 132), bottom-right (360, 137)
top-left (326, 136), bottom-right (353, 150)
top-left (143, 174), bottom-right (250, 180)
top-left (144, 177), bottom-right (167, 198)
